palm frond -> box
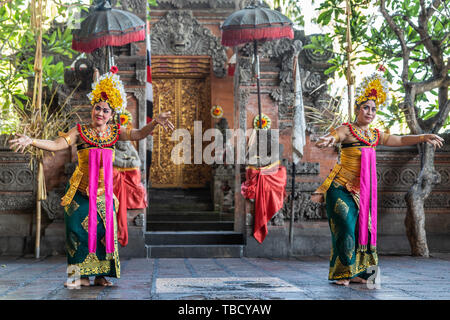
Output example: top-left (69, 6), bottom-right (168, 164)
top-left (9, 85), bottom-right (81, 161)
top-left (305, 94), bottom-right (348, 133)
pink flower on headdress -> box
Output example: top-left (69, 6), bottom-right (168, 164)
top-left (101, 91), bottom-right (108, 100)
top-left (110, 66), bottom-right (118, 74)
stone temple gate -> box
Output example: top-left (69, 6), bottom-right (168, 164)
top-left (0, 0), bottom-right (449, 257)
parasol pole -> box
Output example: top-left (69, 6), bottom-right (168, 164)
top-left (289, 162), bottom-right (295, 254)
top-left (105, 45), bottom-right (115, 71)
top-left (345, 0), bottom-right (353, 121)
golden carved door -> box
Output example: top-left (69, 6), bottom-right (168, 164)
top-left (150, 76), bottom-right (212, 188)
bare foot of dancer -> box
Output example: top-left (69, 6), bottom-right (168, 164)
top-left (335, 279), bottom-right (350, 286)
top-left (64, 277), bottom-right (90, 288)
top-left (350, 277), bottom-right (367, 284)
top-left (94, 276), bottom-right (113, 286)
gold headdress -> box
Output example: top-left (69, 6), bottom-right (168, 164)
top-left (87, 66), bottom-right (126, 113)
top-left (354, 71), bottom-right (389, 111)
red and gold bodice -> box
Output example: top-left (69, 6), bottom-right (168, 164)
top-left (60, 123), bottom-right (121, 206)
top-left (316, 123), bottom-right (380, 195)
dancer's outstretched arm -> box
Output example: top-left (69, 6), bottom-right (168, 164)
top-left (9, 126), bottom-right (78, 153)
top-left (381, 132), bottom-right (444, 149)
top-left (315, 125), bottom-right (349, 148)
top-left (119, 111), bottom-right (174, 141)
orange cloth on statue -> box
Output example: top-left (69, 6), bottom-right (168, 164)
top-left (241, 162), bottom-right (287, 243)
top-left (113, 167), bottom-right (148, 247)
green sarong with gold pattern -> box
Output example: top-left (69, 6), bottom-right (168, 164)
top-left (64, 190), bottom-right (120, 278)
top-left (325, 182), bottom-right (377, 280)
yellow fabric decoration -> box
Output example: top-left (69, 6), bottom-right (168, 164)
top-left (60, 148), bottom-right (115, 206)
top-left (315, 146), bottom-right (376, 195)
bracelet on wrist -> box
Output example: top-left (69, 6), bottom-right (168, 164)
top-left (419, 135), bottom-right (425, 143)
top-left (329, 128), bottom-right (340, 143)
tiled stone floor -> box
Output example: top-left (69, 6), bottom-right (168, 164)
top-left (0, 253), bottom-right (449, 300)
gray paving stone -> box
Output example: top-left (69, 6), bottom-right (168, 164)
top-left (0, 254), bottom-right (448, 300)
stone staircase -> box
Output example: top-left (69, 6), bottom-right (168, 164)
top-left (145, 188), bottom-right (244, 258)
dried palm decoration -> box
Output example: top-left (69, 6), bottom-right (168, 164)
top-left (12, 89), bottom-right (81, 160)
top-left (304, 91), bottom-right (348, 134)
top-left (7, 0), bottom-right (80, 258)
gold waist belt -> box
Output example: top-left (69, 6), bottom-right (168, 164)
top-left (315, 163), bottom-right (360, 195)
top-left (60, 166), bottom-right (105, 206)
top-left (78, 169), bottom-right (104, 195)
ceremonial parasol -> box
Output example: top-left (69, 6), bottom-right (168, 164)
top-left (72, 0), bottom-right (146, 68)
top-left (221, 1), bottom-right (295, 249)
top-left (221, 0), bottom-right (294, 133)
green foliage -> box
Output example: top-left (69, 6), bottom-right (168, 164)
top-left (269, 0), bottom-right (305, 28)
top-left (303, 0), bottom-right (449, 132)
top-left (147, 0), bottom-right (157, 21)
top-left (0, 0), bottom-right (85, 134)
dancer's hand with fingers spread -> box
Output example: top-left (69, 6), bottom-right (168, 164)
top-left (155, 111), bottom-right (175, 132)
top-left (422, 134), bottom-right (444, 150)
top-left (315, 135), bottom-right (336, 149)
top-left (9, 134), bottom-right (33, 153)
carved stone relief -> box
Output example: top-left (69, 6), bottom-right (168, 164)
top-left (150, 10), bottom-right (227, 77)
top-left (0, 195), bottom-right (35, 211)
top-left (156, 0), bottom-right (236, 8)
top-left (211, 118), bottom-right (236, 212)
top-left (300, 34), bottom-right (333, 98)
top-left (0, 135), bottom-right (36, 212)
top-left (134, 213), bottom-right (145, 227)
top-left (63, 58), bottom-right (94, 90)
top-left (120, 0), bottom-right (147, 12)
top-left (273, 190), bottom-right (326, 225)
top-left (125, 88), bottom-right (147, 173)
top-left (379, 193), bottom-right (450, 209)
top-left (114, 140), bottom-right (142, 168)
top-left (238, 38), bottom-right (302, 119)
top-left (285, 162), bottom-right (320, 175)
top-left (41, 188), bottom-right (65, 221)
top-left (377, 165), bottom-right (450, 191)
top-left (213, 165), bottom-right (235, 213)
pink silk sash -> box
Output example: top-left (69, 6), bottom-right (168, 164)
top-left (358, 148), bottom-right (377, 250)
top-left (88, 148), bottom-right (115, 254)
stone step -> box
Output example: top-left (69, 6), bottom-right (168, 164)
top-left (148, 202), bottom-right (214, 212)
top-left (149, 188), bottom-right (212, 201)
top-left (148, 187), bottom-right (214, 212)
top-left (145, 244), bottom-right (244, 258)
top-left (147, 221), bottom-right (234, 231)
top-left (147, 211), bottom-right (234, 221)
top-left (145, 231), bottom-right (244, 245)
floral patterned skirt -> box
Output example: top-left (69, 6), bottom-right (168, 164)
top-left (325, 182), bottom-right (377, 280)
top-left (64, 190), bottom-right (120, 278)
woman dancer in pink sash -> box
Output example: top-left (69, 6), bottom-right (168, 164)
top-left (10, 68), bottom-right (173, 287)
top-left (312, 72), bottom-right (444, 286)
